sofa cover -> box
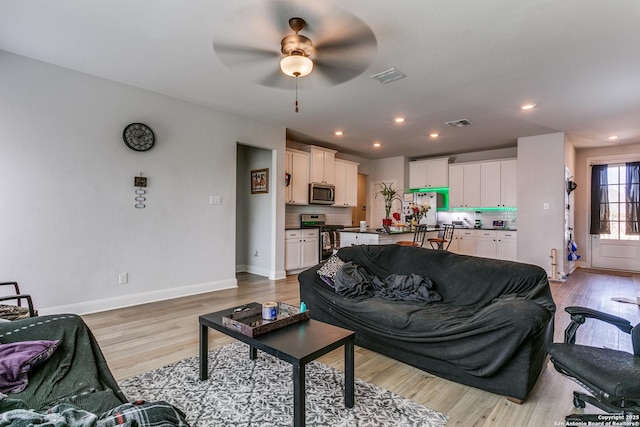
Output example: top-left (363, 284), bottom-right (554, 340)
top-left (0, 314), bottom-right (189, 425)
top-left (298, 245), bottom-right (556, 401)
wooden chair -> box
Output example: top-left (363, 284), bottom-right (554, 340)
top-left (0, 281), bottom-right (37, 321)
top-left (396, 225), bottom-right (429, 248)
top-left (427, 224), bottom-right (455, 250)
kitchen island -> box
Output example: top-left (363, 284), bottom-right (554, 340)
top-left (340, 227), bottom-right (440, 247)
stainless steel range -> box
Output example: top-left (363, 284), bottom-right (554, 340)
top-left (300, 214), bottom-right (344, 262)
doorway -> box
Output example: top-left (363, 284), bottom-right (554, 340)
top-left (351, 173), bottom-right (367, 227)
top-left (589, 161), bottom-right (640, 272)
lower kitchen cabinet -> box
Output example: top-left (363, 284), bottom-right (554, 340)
top-left (475, 229), bottom-right (518, 260)
top-left (496, 230), bottom-right (517, 261)
top-left (450, 229), bottom-right (476, 256)
top-left (340, 231), bottom-right (439, 247)
top-left (285, 229), bottom-right (319, 272)
top-left (475, 230), bottom-right (498, 258)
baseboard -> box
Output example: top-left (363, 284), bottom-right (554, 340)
top-left (38, 278), bottom-right (238, 316)
top-left (270, 270), bottom-right (287, 280)
top-left (238, 264), bottom-right (287, 280)
top-left (244, 264), bottom-right (273, 278)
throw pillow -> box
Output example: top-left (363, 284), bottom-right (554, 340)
top-left (316, 254), bottom-right (345, 287)
top-left (0, 340), bottom-right (60, 394)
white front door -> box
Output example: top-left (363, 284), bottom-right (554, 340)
top-left (591, 235), bottom-right (640, 271)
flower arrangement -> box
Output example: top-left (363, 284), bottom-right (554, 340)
top-left (410, 201), bottom-right (431, 223)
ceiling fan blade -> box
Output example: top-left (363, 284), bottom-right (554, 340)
top-left (257, 68), bottom-right (291, 89)
top-left (314, 58), bottom-right (369, 85)
top-left (213, 42), bottom-right (279, 65)
top-left (315, 27), bottom-right (377, 54)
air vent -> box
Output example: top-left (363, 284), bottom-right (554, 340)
top-left (370, 68), bottom-right (406, 84)
top-left (445, 119), bottom-right (472, 128)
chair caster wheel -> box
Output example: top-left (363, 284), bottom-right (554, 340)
top-left (573, 393), bottom-right (586, 408)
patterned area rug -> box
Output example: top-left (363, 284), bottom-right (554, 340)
top-left (120, 342), bottom-right (448, 427)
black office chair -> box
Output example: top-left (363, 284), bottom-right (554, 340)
top-left (0, 281), bottom-right (37, 321)
top-left (427, 224), bottom-right (455, 250)
top-left (547, 306), bottom-right (640, 415)
top-left (396, 225), bottom-right (429, 248)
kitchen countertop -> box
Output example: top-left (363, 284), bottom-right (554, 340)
top-left (341, 227), bottom-right (439, 235)
top-left (342, 226), bottom-right (517, 233)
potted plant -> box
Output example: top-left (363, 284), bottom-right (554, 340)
top-left (376, 182), bottom-right (401, 226)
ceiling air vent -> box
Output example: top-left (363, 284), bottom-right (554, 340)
top-left (370, 68), bottom-right (406, 84)
top-left (445, 119), bottom-right (472, 128)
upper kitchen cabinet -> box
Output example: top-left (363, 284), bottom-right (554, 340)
top-left (285, 149), bottom-right (309, 205)
top-left (334, 159), bottom-right (359, 207)
top-left (448, 163), bottom-right (481, 208)
top-left (480, 159), bottom-right (517, 207)
top-left (308, 146), bottom-right (336, 184)
top-left (408, 158), bottom-right (449, 189)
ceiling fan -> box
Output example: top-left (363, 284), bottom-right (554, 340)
top-left (212, 2), bottom-right (377, 97)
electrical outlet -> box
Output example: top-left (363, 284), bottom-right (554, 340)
top-left (118, 272), bottom-right (128, 284)
top-left (210, 195), bottom-right (222, 205)
top-left (254, 251), bottom-right (259, 257)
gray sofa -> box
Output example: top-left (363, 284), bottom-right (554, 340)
top-left (298, 244), bottom-right (556, 401)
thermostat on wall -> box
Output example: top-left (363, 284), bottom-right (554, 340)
top-left (134, 176), bottom-right (148, 187)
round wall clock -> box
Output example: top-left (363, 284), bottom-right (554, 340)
top-left (122, 123), bottom-right (155, 151)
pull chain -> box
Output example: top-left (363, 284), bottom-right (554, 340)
top-left (295, 74), bottom-right (300, 113)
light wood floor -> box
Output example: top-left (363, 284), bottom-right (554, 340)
top-left (83, 268), bottom-right (640, 427)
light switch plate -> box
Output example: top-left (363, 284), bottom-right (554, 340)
top-left (210, 195), bottom-right (222, 205)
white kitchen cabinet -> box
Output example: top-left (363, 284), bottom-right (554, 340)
top-left (334, 159), bottom-right (359, 207)
top-left (409, 158), bottom-right (449, 189)
top-left (340, 231), bottom-right (438, 246)
top-left (340, 231), bottom-right (379, 246)
top-left (475, 230), bottom-right (498, 259)
top-left (285, 149), bottom-right (309, 205)
top-left (500, 160), bottom-right (518, 207)
top-left (496, 230), bottom-right (517, 261)
top-left (480, 161), bottom-right (502, 207)
top-left (285, 229), bottom-right (319, 272)
top-left (480, 160), bottom-right (517, 207)
top-left (450, 229), bottom-right (476, 256)
top-left (308, 146), bottom-right (336, 184)
top-left (448, 163), bottom-right (481, 208)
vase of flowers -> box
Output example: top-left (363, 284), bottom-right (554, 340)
top-left (410, 201), bottom-right (431, 224)
top-left (376, 182), bottom-right (401, 226)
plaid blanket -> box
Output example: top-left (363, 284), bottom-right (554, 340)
top-left (0, 397), bottom-right (189, 427)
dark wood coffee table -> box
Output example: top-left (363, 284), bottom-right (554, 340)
top-left (199, 302), bottom-right (355, 427)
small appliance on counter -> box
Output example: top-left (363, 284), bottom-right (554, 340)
top-left (474, 219), bottom-right (482, 229)
top-left (492, 220), bottom-right (505, 229)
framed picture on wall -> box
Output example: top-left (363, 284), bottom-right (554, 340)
top-left (251, 168), bottom-right (269, 194)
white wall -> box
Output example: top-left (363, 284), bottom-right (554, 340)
top-left (517, 132), bottom-right (569, 275)
top-left (0, 51), bottom-right (286, 314)
top-left (369, 156), bottom-right (407, 226)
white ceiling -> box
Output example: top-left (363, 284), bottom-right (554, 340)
top-left (2, 0), bottom-right (639, 159)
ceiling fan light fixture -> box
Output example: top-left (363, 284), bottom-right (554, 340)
top-left (280, 53), bottom-right (313, 77)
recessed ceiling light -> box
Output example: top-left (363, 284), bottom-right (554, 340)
top-left (334, 131), bottom-right (344, 136)
top-left (394, 117), bottom-right (405, 123)
top-left (430, 132), bottom-right (439, 138)
top-left (521, 103), bottom-right (536, 110)
top-left (373, 142), bottom-right (381, 147)
top-left (608, 135), bottom-right (619, 140)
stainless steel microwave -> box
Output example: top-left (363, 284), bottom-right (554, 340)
top-left (309, 183), bottom-right (335, 205)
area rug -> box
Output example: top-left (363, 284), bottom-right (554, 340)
top-left (119, 342), bottom-right (448, 427)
